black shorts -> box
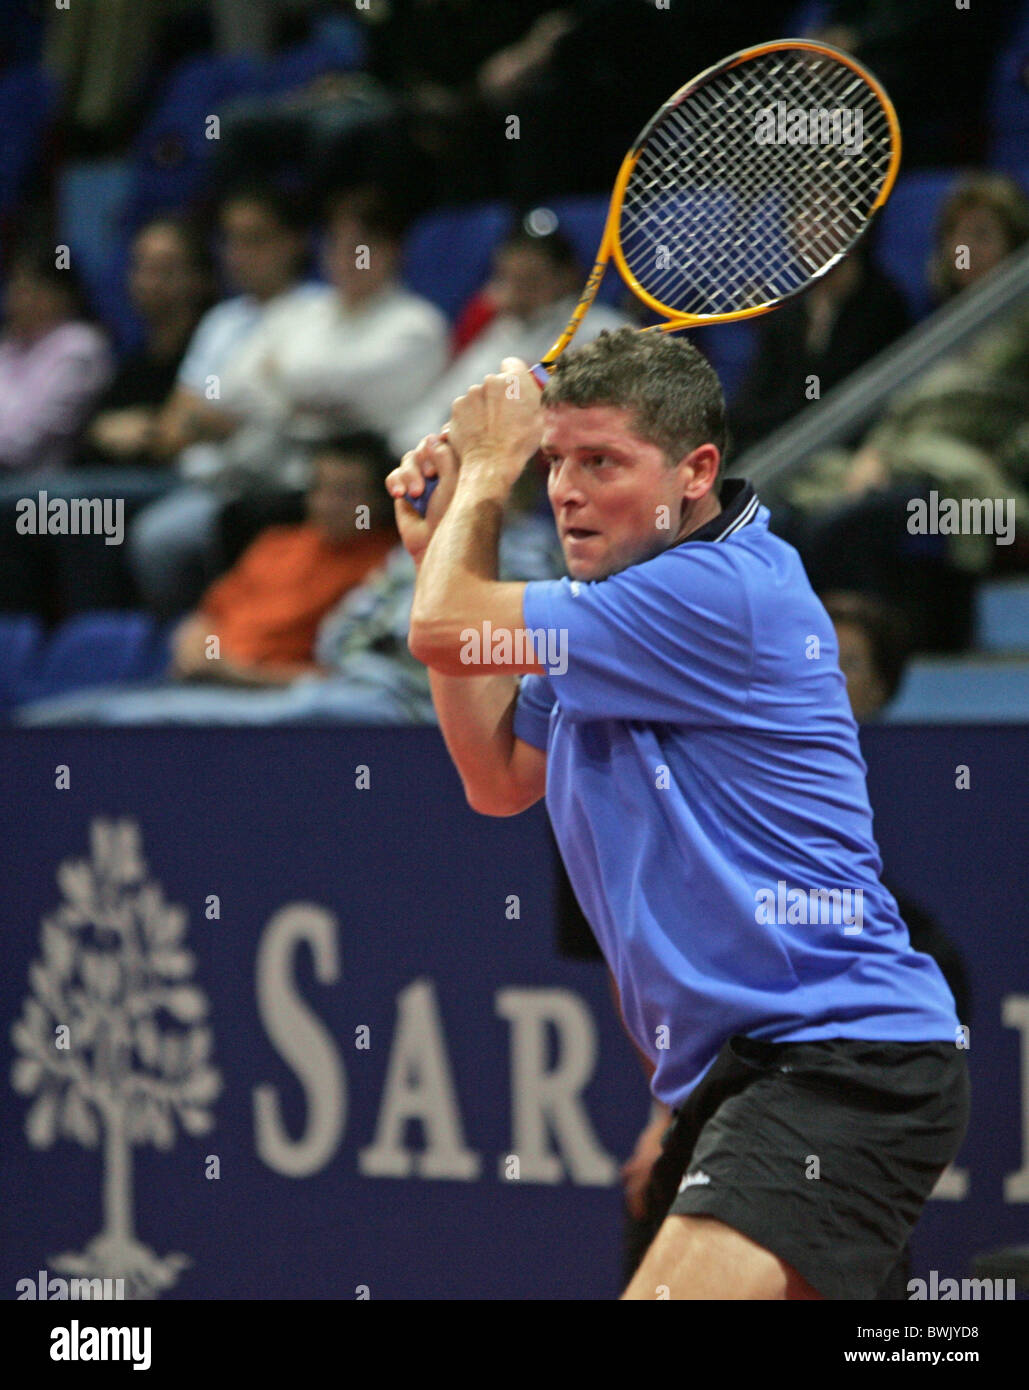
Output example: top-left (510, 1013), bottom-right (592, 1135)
top-left (640, 1034), bottom-right (970, 1301)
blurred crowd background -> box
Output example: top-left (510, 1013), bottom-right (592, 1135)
top-left (0, 0), bottom-right (1028, 727)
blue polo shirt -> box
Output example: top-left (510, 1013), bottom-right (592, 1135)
top-left (513, 480), bottom-right (960, 1109)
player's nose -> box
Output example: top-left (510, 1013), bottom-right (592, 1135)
top-left (547, 457), bottom-right (587, 506)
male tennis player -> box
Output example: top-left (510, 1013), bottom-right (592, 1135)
top-left (387, 328), bottom-right (969, 1301)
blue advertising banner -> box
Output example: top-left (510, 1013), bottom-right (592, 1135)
top-left (1, 726), bottom-right (1025, 1301)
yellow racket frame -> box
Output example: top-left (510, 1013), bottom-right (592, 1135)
top-left (539, 39), bottom-right (902, 370)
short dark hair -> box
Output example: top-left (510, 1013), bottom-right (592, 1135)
top-left (136, 215), bottom-right (216, 282)
top-left (499, 224), bottom-right (579, 272)
top-left (218, 182), bottom-right (310, 235)
top-left (8, 236), bottom-right (92, 320)
top-left (821, 591), bottom-right (912, 702)
top-left (312, 431), bottom-right (398, 526)
top-left (324, 185), bottom-right (409, 244)
top-left (541, 327), bottom-right (727, 464)
top-left (313, 431), bottom-right (397, 485)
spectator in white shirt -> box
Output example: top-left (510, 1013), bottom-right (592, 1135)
top-left (235, 185), bottom-right (449, 446)
top-left (149, 184), bottom-right (321, 477)
top-left (128, 185), bottom-right (325, 615)
top-left (390, 225), bottom-right (630, 457)
top-left (131, 185), bottom-right (447, 615)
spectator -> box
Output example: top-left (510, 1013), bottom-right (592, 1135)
top-left (138, 182), bottom-right (449, 607)
top-left (149, 184), bottom-right (317, 470)
top-left (235, 184), bottom-right (448, 446)
top-left (390, 222), bottom-right (631, 455)
top-left (928, 174), bottom-right (1029, 305)
top-left (778, 295), bottom-right (1029, 646)
top-left (490, 0), bottom-right (798, 204)
top-left (764, 190), bottom-right (1029, 648)
top-left (169, 433), bottom-right (397, 687)
top-left (0, 238), bottom-right (111, 475)
top-left (821, 590), bottom-right (912, 722)
top-left (729, 240), bottom-right (910, 454)
top-left (0, 218), bottom-right (215, 616)
top-left (128, 184), bottom-right (324, 615)
top-left (16, 458), bottom-right (564, 725)
top-left (81, 217), bottom-right (214, 468)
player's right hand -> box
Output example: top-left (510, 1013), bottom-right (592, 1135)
top-left (386, 432), bottom-right (459, 566)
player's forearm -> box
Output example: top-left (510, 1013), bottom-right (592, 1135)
top-left (427, 666), bottom-right (523, 814)
top-left (410, 462), bottom-right (509, 639)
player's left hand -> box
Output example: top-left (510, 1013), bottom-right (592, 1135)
top-left (448, 357), bottom-right (543, 486)
top-left (387, 432), bottom-right (459, 566)
top-left (621, 1109), bottom-right (670, 1220)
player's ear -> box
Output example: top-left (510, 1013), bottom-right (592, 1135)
top-left (679, 443), bottom-right (720, 500)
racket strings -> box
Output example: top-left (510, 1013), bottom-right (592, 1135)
top-left (618, 49), bottom-right (894, 318)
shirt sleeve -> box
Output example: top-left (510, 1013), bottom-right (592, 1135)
top-left (521, 542), bottom-right (754, 725)
top-left (513, 672), bottom-right (556, 750)
top-left (198, 529), bottom-right (277, 618)
top-left (176, 306), bottom-right (225, 393)
top-left (282, 300), bottom-right (448, 426)
top-left (0, 328), bottom-right (111, 470)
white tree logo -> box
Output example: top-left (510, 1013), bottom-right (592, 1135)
top-left (10, 817), bottom-right (221, 1298)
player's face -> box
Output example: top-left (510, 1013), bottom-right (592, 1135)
top-left (541, 404), bottom-right (692, 581)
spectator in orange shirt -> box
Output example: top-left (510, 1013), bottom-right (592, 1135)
top-left (170, 432), bottom-right (396, 686)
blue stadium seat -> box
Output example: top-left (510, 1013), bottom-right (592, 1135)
top-left (0, 63), bottom-right (56, 222)
top-left (546, 196), bottom-right (624, 307)
top-left (402, 203), bottom-right (511, 320)
top-left (975, 581), bottom-right (1029, 653)
top-left (16, 613), bottom-right (170, 705)
top-left (696, 321), bottom-right (759, 405)
top-left (783, 2), bottom-right (831, 33)
top-left (125, 53), bottom-right (263, 231)
top-left (0, 615), bottom-right (45, 712)
top-left (882, 658), bottom-right (1029, 722)
top-left (988, 0), bottom-right (1029, 172)
top-left (263, 18), bottom-right (367, 93)
top-left (57, 160), bottom-right (138, 352)
top-left (873, 170), bottom-right (959, 321)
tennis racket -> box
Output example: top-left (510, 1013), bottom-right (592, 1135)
top-left (407, 37), bottom-right (901, 513)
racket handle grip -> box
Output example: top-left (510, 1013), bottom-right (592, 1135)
top-left (408, 477), bottom-right (438, 517)
top-left (404, 362), bottom-right (551, 515)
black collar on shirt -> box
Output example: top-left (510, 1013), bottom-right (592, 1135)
top-left (682, 478), bottom-right (760, 544)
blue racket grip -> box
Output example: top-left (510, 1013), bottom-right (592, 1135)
top-left (403, 362), bottom-right (551, 515)
top-left (408, 476), bottom-right (438, 517)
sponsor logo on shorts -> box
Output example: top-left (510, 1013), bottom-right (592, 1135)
top-left (677, 1169), bottom-right (711, 1193)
